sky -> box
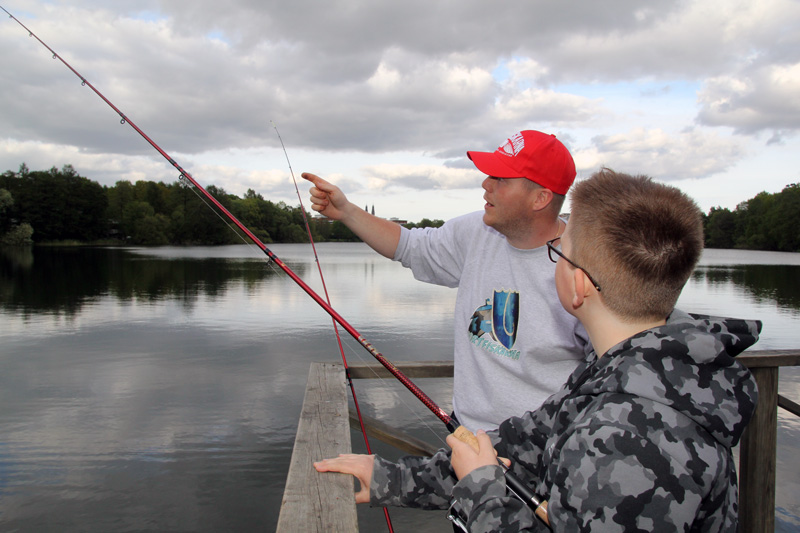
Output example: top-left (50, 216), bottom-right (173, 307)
top-left (1, 0), bottom-right (799, 223)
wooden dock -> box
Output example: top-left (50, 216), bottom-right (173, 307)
top-left (276, 362), bottom-right (357, 532)
top-left (277, 351), bottom-right (800, 532)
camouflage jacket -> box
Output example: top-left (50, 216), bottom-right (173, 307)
top-left (371, 310), bottom-right (760, 532)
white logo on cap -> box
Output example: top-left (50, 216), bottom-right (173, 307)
top-left (498, 132), bottom-right (525, 158)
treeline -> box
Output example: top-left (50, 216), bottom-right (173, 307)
top-left (11, 164), bottom-right (796, 252)
top-left (0, 164), bottom-right (443, 246)
top-left (703, 183), bottom-right (800, 252)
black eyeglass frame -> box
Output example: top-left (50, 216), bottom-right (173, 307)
top-left (546, 237), bottom-right (602, 292)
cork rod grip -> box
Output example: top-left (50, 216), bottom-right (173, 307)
top-left (452, 425), bottom-right (481, 452)
top-left (536, 501), bottom-right (550, 526)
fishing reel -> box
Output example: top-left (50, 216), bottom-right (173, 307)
top-left (444, 471), bottom-right (551, 532)
top-left (447, 499), bottom-right (469, 532)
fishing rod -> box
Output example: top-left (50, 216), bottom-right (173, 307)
top-left (0, 2), bottom-right (449, 430)
top-left (1, 7), bottom-right (550, 528)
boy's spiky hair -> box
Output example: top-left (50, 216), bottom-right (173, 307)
top-left (569, 168), bottom-right (704, 321)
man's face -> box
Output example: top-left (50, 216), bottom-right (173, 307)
top-left (481, 176), bottom-right (537, 237)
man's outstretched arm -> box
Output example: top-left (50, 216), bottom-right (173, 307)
top-left (302, 172), bottom-right (401, 259)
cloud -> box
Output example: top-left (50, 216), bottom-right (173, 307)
top-left (0, 0), bottom-right (798, 219)
top-left (580, 127), bottom-right (746, 180)
top-left (494, 88), bottom-right (603, 124)
top-left (696, 63), bottom-right (800, 136)
top-left (361, 163), bottom-right (480, 191)
top-left (3, 0), bottom-right (797, 153)
top-left (0, 139), bottom-right (173, 183)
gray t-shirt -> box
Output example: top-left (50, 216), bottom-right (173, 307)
top-left (394, 211), bottom-right (590, 431)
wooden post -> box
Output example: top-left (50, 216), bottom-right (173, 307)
top-left (737, 366), bottom-right (778, 533)
top-left (277, 362), bottom-right (357, 532)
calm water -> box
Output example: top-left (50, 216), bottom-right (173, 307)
top-left (1, 244), bottom-right (799, 532)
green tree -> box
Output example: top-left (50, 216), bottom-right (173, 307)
top-left (765, 183), bottom-right (800, 252)
top-left (6, 165), bottom-right (107, 242)
top-left (407, 218), bottom-right (445, 229)
top-left (327, 220), bottom-right (358, 241)
top-left (701, 182), bottom-right (800, 252)
top-left (0, 223), bottom-right (34, 245)
top-left (164, 182), bottom-right (199, 244)
top-left (0, 188), bottom-right (13, 234)
top-left (134, 180), bottom-right (170, 215)
top-left (735, 192), bottom-right (775, 250)
top-left (193, 185), bottom-right (240, 244)
top-left (122, 201), bottom-right (169, 244)
top-left (0, 188), bottom-right (34, 245)
top-left (231, 190), bottom-right (272, 243)
top-left (704, 207), bottom-right (737, 249)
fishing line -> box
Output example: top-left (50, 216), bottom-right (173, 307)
top-left (1, 8), bottom-right (550, 527)
top-left (271, 121), bottom-right (394, 531)
top-left (329, 330), bottom-right (451, 449)
top-left (178, 177), bottom-right (444, 452)
top-left (271, 122), bottom-right (449, 451)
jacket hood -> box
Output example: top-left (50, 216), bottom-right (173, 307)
top-left (582, 309), bottom-right (760, 448)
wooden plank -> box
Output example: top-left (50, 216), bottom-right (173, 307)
top-left (737, 349), bottom-right (800, 368)
top-left (778, 393), bottom-right (800, 418)
top-left (347, 360), bottom-right (454, 379)
top-left (345, 351), bottom-right (800, 378)
top-left (346, 351), bottom-right (800, 377)
top-left (738, 366), bottom-right (778, 533)
top-left (277, 362), bottom-right (357, 532)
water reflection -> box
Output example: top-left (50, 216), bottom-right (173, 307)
top-left (0, 246), bottom-right (303, 316)
top-left (1, 245), bottom-right (799, 531)
top-left (0, 243), bottom-right (460, 531)
top-left (692, 264), bottom-right (800, 310)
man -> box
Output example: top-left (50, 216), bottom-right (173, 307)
top-left (302, 130), bottom-right (589, 431)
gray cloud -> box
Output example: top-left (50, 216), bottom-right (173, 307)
top-left (585, 127), bottom-right (746, 181)
top-left (0, 0), bottom-right (797, 203)
top-left (696, 65), bottom-right (800, 137)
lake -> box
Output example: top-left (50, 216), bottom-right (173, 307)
top-left (1, 243), bottom-right (799, 531)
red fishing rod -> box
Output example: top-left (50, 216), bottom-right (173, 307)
top-left (0, 3), bottom-right (452, 433)
top-left (2, 7), bottom-right (550, 528)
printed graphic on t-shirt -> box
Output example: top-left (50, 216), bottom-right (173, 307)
top-left (468, 289), bottom-right (520, 359)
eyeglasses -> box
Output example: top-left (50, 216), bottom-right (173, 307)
top-left (546, 237), bottom-right (602, 292)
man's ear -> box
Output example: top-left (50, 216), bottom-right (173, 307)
top-left (531, 187), bottom-right (554, 212)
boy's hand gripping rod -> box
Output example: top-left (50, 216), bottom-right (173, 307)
top-left (452, 429), bottom-right (550, 526)
top-left (1, 6), bottom-right (550, 528)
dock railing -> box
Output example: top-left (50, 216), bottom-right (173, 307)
top-left (277, 350), bottom-right (800, 532)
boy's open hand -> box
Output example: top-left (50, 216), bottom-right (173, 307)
top-left (314, 453), bottom-right (375, 504)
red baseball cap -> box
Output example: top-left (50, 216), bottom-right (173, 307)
top-left (467, 130), bottom-right (576, 195)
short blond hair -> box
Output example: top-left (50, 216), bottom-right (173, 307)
top-left (569, 169), bottom-right (704, 321)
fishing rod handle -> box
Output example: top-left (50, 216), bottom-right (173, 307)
top-left (451, 425), bottom-right (551, 528)
top-left (451, 425), bottom-right (480, 450)
top-left (504, 469), bottom-right (550, 527)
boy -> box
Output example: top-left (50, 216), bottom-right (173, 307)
top-left (315, 169), bottom-right (760, 531)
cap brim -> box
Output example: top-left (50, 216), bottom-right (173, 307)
top-left (467, 150), bottom-right (523, 178)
